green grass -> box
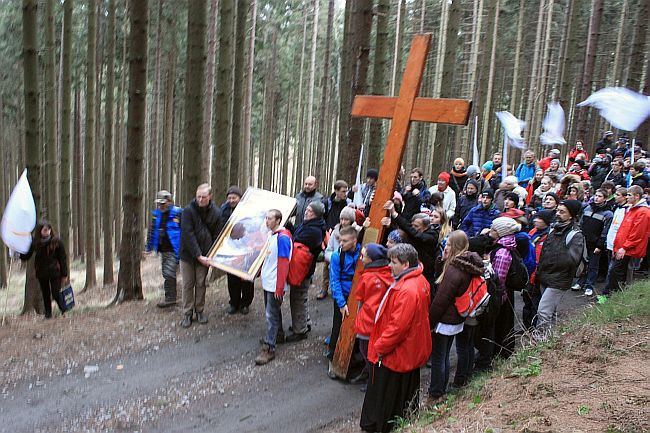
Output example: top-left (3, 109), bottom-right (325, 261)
top-left (582, 280), bottom-right (650, 324)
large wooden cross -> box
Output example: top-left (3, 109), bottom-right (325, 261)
top-left (332, 34), bottom-right (472, 378)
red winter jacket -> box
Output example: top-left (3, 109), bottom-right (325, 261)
top-left (354, 263), bottom-right (394, 337)
top-left (613, 200), bottom-right (650, 258)
top-left (368, 265), bottom-right (431, 373)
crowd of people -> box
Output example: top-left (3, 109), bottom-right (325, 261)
top-left (26, 131), bottom-right (650, 433)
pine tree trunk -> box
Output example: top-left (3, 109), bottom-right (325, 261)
top-left (303, 0), bottom-right (320, 177)
top-left (58, 0), bottom-right (73, 258)
top-left (93, 3), bottom-right (103, 262)
top-left (0, 98), bottom-right (6, 288)
top-left (102, 0), bottom-right (115, 285)
top-left (523, 0), bottom-right (545, 147)
top-left (202, 0), bottom-right (219, 179)
top-left (336, 1), bottom-right (352, 181)
top-left (609, 0), bottom-right (628, 87)
top-left (149, 0), bottom-right (163, 195)
top-left (477, 0), bottom-right (498, 163)
top-left (636, 58), bottom-right (650, 143)
top-left (114, 0), bottom-right (128, 254)
top-left (295, 10), bottom-right (308, 188)
top-left (73, 88), bottom-right (83, 259)
top-left (626, 0), bottom-right (649, 91)
top-left (83, 0), bottom-right (97, 291)
top-left (316, 0), bottom-right (335, 182)
top-left (212, 0), bottom-right (234, 199)
top-left (367, 0), bottom-right (389, 170)
top-left (262, 30), bottom-right (278, 190)
top-left (44, 0), bottom-right (58, 225)
top-left (336, 0), bottom-right (371, 182)
top-left (115, 0), bottom-right (148, 303)
top-left (230, 0), bottom-right (247, 186)
top-left (162, 13), bottom-right (176, 190)
top-left (509, 0), bottom-right (525, 114)
top-left (241, 0), bottom-right (256, 187)
top-left (181, 0), bottom-right (207, 205)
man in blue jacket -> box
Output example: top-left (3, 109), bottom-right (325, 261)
top-left (515, 150), bottom-right (538, 187)
top-left (461, 189), bottom-right (501, 237)
top-left (146, 190), bottom-right (182, 308)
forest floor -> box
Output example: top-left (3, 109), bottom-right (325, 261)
top-left (0, 256), bottom-right (637, 433)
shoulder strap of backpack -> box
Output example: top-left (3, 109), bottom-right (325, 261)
top-left (566, 229), bottom-right (578, 246)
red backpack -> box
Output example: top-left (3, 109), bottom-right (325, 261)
top-left (287, 242), bottom-right (314, 286)
top-left (455, 275), bottom-right (490, 318)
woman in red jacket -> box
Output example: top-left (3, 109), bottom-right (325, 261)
top-left (360, 243), bottom-right (431, 433)
top-left (428, 231), bottom-right (484, 400)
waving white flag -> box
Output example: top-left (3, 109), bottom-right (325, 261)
top-left (1, 169), bottom-right (37, 254)
top-left (539, 102), bottom-right (567, 146)
top-left (577, 87), bottom-right (650, 131)
top-left (496, 111), bottom-right (526, 149)
top-left (353, 145), bottom-right (365, 207)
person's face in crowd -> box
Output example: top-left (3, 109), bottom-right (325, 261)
top-left (366, 176), bottom-right (376, 187)
top-left (629, 166), bottom-right (638, 177)
top-left (361, 247), bottom-right (372, 265)
top-left (158, 199), bottom-right (169, 212)
top-left (533, 217), bottom-right (548, 230)
top-left (389, 256), bottom-right (409, 277)
top-left (488, 228), bottom-right (499, 240)
top-left (555, 205), bottom-right (572, 223)
top-left (505, 164), bottom-right (513, 176)
top-left (40, 225), bottom-right (52, 238)
top-left (226, 193), bottom-right (240, 208)
top-left (524, 152), bottom-right (535, 164)
top-left (442, 243), bottom-right (451, 260)
top-left (623, 159), bottom-right (631, 169)
top-left (410, 172), bottom-right (423, 187)
top-left (534, 171), bottom-right (544, 182)
top-left (570, 163), bottom-right (581, 172)
top-left (334, 186), bottom-right (348, 201)
top-left (540, 177), bottom-right (552, 192)
top-left (265, 212), bottom-right (281, 231)
top-left (465, 183), bottom-right (478, 196)
top-left (626, 191), bottom-right (641, 205)
top-left (612, 160), bottom-right (622, 173)
top-left (492, 154), bottom-right (502, 165)
top-left (568, 186), bottom-right (578, 199)
top-left (543, 196), bottom-right (558, 209)
top-left (196, 187), bottom-right (212, 208)
top-left (304, 205), bottom-right (316, 221)
top-left (615, 190), bottom-right (627, 205)
top-left (399, 165), bottom-right (406, 178)
top-left (480, 195), bottom-right (493, 208)
top-left (430, 211), bottom-right (442, 225)
top-left (339, 234), bottom-right (357, 252)
top-left (575, 153), bottom-right (586, 161)
top-left (504, 197), bottom-right (516, 210)
top-left (549, 161), bottom-right (559, 171)
top-left (339, 217), bottom-right (353, 227)
top-left (437, 178), bottom-right (447, 190)
top-left (454, 161), bottom-right (464, 171)
top-left (411, 218), bottom-right (428, 233)
top-left (303, 176), bottom-right (317, 193)
top-left (575, 141), bottom-right (584, 151)
top-left (593, 191), bottom-right (606, 205)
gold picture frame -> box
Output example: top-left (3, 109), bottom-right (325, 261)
top-left (206, 187), bottom-right (296, 280)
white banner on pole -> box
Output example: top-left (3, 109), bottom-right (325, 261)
top-left (1, 169), bottom-right (37, 254)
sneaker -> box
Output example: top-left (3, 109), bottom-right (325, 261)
top-left (240, 306), bottom-right (250, 315)
top-left (285, 332), bottom-right (308, 343)
top-left (180, 315), bottom-right (192, 328)
top-left (196, 312), bottom-right (208, 324)
top-left (157, 300), bottom-right (177, 308)
top-left (255, 344), bottom-right (275, 365)
top-left (226, 305), bottom-right (238, 315)
top-left (571, 283), bottom-right (581, 291)
top-left (584, 288), bottom-right (593, 296)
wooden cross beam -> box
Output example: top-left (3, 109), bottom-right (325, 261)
top-left (331, 34), bottom-right (472, 378)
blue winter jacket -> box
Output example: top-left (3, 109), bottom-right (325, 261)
top-left (515, 162), bottom-right (537, 187)
top-left (460, 203), bottom-right (501, 237)
top-left (146, 206), bottom-right (183, 257)
top-left (330, 243), bottom-right (361, 308)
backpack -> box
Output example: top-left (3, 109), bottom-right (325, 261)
top-left (455, 275), bottom-right (490, 318)
top-left (494, 245), bottom-right (529, 291)
top-left (287, 242), bottom-right (314, 286)
top-left (566, 229), bottom-right (588, 277)
top-left (481, 261), bottom-right (502, 320)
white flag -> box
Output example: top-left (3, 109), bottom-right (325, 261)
top-left (1, 169), bottom-right (37, 254)
top-left (472, 116), bottom-right (479, 167)
top-left (577, 87), bottom-right (650, 131)
top-left (353, 145), bottom-right (365, 207)
top-left (539, 102), bottom-right (567, 146)
top-left (495, 111), bottom-right (526, 149)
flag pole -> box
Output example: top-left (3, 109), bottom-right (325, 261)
top-left (473, 116), bottom-right (479, 167)
top-left (629, 138), bottom-right (635, 188)
top-left (502, 128), bottom-right (508, 177)
top-left (2, 252), bottom-right (12, 326)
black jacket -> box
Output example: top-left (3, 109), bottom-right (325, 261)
top-left (180, 199), bottom-right (222, 262)
top-left (537, 221), bottom-right (584, 290)
top-left (580, 202), bottom-right (613, 249)
top-left (21, 237), bottom-right (68, 280)
top-left (393, 213), bottom-right (439, 283)
top-left (324, 194), bottom-right (352, 231)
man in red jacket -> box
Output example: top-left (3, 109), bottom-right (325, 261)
top-left (605, 185), bottom-right (650, 294)
top-left (360, 243), bottom-right (431, 433)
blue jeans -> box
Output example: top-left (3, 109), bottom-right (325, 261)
top-left (263, 291), bottom-right (284, 349)
top-left (579, 247), bottom-right (601, 290)
top-left (453, 325), bottom-right (476, 387)
top-left (428, 332), bottom-right (455, 397)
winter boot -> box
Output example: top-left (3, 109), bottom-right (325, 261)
top-left (255, 344), bottom-right (275, 365)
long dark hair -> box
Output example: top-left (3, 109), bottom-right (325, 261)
top-left (34, 220), bottom-right (60, 253)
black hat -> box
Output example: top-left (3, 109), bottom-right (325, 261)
top-left (366, 169), bottom-right (379, 180)
top-left (505, 192), bottom-right (520, 207)
top-left (226, 186), bottom-right (243, 198)
top-left (545, 192), bottom-right (560, 205)
top-left (560, 199), bottom-right (582, 219)
top-left (534, 210), bottom-right (554, 226)
top-left (480, 189), bottom-right (495, 200)
top-left (575, 159), bottom-right (586, 169)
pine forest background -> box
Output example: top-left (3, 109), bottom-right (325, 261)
top-left (0, 0), bottom-right (649, 306)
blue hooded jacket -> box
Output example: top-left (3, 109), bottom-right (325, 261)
top-left (460, 203), bottom-right (501, 237)
top-left (330, 243), bottom-right (361, 308)
top-left (146, 206), bottom-right (183, 257)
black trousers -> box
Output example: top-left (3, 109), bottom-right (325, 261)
top-left (360, 364), bottom-right (420, 433)
top-left (38, 276), bottom-right (65, 317)
top-left (605, 255), bottom-right (632, 294)
top-left (327, 298), bottom-right (343, 360)
top-left (227, 274), bottom-right (254, 309)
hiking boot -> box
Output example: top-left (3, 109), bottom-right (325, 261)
top-left (285, 331), bottom-right (308, 343)
top-left (157, 300), bottom-right (177, 308)
top-left (255, 344), bottom-right (275, 365)
top-left (240, 306), bottom-right (250, 315)
top-left (180, 315), bottom-right (192, 328)
top-left (196, 311), bottom-right (208, 324)
top-left (583, 287), bottom-right (593, 296)
top-left (226, 305), bottom-right (238, 315)
top-left (276, 332), bottom-right (286, 344)
top-left (350, 371), bottom-right (369, 385)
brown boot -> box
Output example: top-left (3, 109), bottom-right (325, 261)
top-left (255, 343), bottom-right (275, 365)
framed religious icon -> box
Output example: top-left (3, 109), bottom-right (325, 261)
top-left (206, 187), bottom-right (296, 280)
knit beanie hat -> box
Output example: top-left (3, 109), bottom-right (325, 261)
top-left (480, 189), bottom-right (495, 200)
top-left (545, 192), bottom-right (560, 205)
top-left (482, 161), bottom-right (494, 171)
top-left (364, 243), bottom-right (388, 261)
top-left (560, 199), bottom-right (582, 220)
top-left (550, 158), bottom-right (561, 167)
top-left (438, 172), bottom-right (451, 183)
top-left (226, 186), bottom-right (243, 197)
top-left (504, 175), bottom-right (519, 185)
top-left (387, 230), bottom-right (403, 244)
top-left (491, 217), bottom-right (521, 238)
top-left (534, 210), bottom-right (554, 226)
top-left (505, 192), bottom-right (520, 207)
top-left (466, 165), bottom-right (480, 177)
top-left (339, 206), bottom-right (356, 222)
top-left (466, 179), bottom-right (480, 192)
top-left (366, 169), bottom-right (379, 180)
top-left (575, 159), bottom-right (586, 169)
top-left (308, 201), bottom-right (325, 218)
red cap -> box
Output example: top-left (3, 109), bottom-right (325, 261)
top-left (437, 172), bottom-right (450, 183)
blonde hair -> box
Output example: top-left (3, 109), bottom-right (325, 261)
top-left (433, 207), bottom-right (452, 243)
top-left (435, 230), bottom-right (469, 284)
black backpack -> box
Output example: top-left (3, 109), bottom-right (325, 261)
top-left (494, 245), bottom-right (529, 291)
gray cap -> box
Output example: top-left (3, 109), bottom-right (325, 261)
top-left (155, 190), bottom-right (172, 204)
